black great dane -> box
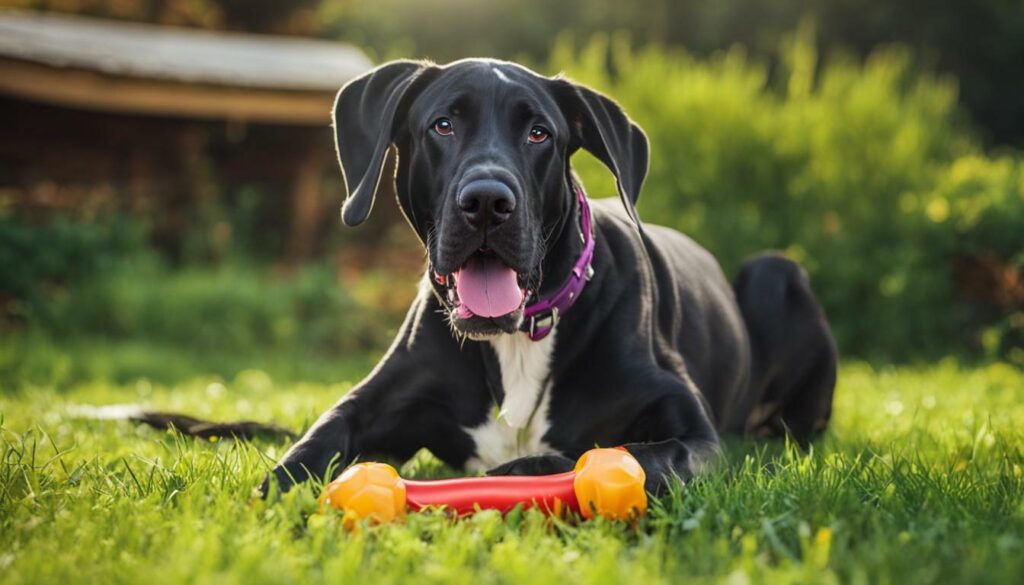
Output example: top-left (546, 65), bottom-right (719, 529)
top-left (263, 59), bottom-right (837, 496)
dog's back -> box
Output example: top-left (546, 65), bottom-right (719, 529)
top-left (592, 199), bottom-right (835, 441)
top-left (589, 200), bottom-right (747, 423)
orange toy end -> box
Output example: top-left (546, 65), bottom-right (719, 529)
top-left (319, 462), bottom-right (407, 529)
top-left (572, 448), bottom-right (648, 520)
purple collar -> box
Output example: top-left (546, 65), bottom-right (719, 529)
top-left (522, 185), bottom-right (595, 341)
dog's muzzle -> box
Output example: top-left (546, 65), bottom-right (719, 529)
top-left (433, 183), bottom-right (595, 341)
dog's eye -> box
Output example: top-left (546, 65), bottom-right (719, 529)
top-left (432, 117), bottom-right (454, 136)
top-left (527, 126), bottom-right (550, 144)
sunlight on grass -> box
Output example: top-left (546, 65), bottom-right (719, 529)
top-left (1, 357), bottom-right (1022, 584)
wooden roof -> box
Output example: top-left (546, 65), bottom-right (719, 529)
top-left (0, 10), bottom-right (373, 124)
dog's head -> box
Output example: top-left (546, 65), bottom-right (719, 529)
top-left (333, 58), bottom-right (648, 337)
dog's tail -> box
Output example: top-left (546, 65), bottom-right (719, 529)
top-left (70, 404), bottom-right (296, 441)
top-left (731, 252), bottom-right (838, 444)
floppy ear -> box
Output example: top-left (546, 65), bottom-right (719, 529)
top-left (550, 79), bottom-right (650, 225)
top-left (333, 60), bottom-right (435, 226)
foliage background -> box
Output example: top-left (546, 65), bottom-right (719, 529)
top-left (0, 0), bottom-right (1021, 370)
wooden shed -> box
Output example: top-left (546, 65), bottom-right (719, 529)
top-left (0, 10), bottom-right (373, 259)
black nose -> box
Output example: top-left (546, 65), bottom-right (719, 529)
top-left (457, 179), bottom-right (516, 227)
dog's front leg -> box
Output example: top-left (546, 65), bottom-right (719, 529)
top-left (622, 437), bottom-right (719, 495)
top-left (261, 295), bottom-right (480, 496)
top-left (261, 354), bottom-right (478, 496)
top-left (260, 396), bottom-right (358, 496)
top-left (488, 384), bottom-right (720, 495)
top-left (620, 385), bottom-right (721, 495)
top-left (487, 438), bottom-right (717, 496)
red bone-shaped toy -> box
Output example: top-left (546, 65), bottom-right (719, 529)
top-left (319, 447), bottom-right (647, 528)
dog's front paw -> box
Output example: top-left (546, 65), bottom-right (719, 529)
top-left (259, 463), bottom-right (311, 498)
top-left (486, 454), bottom-right (575, 477)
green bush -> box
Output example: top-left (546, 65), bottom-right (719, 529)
top-left (549, 33), bottom-right (1022, 362)
top-left (37, 261), bottom-right (389, 356)
top-left (0, 213), bottom-right (151, 325)
top-left (0, 212), bottom-right (390, 365)
top-left (1, 207), bottom-right (394, 361)
top-left (920, 155), bottom-right (1024, 363)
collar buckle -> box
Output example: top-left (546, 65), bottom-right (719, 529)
top-left (528, 307), bottom-right (559, 340)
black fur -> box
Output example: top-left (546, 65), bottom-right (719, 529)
top-left (262, 59), bottom-right (837, 496)
top-left (131, 411), bottom-right (295, 441)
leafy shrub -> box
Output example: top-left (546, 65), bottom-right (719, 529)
top-left (0, 211), bottom-right (391, 360)
top-left (549, 33), bottom-right (1022, 362)
top-left (0, 213), bottom-right (150, 325)
top-left (37, 261), bottom-right (390, 356)
top-left (920, 156), bottom-right (1024, 363)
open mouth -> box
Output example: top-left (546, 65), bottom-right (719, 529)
top-left (435, 249), bottom-right (529, 328)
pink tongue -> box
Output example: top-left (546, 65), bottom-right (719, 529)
top-left (454, 255), bottom-right (524, 318)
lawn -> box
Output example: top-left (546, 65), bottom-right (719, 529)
top-left (1, 338), bottom-right (1022, 584)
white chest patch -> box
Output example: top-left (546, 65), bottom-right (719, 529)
top-left (463, 331), bottom-right (558, 472)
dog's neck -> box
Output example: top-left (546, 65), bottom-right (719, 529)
top-left (535, 182), bottom-right (585, 299)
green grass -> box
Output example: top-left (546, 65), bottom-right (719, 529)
top-left (1, 341), bottom-right (1022, 584)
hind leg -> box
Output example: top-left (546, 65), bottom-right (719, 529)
top-left (746, 344), bottom-right (836, 444)
top-left (733, 252), bottom-right (838, 445)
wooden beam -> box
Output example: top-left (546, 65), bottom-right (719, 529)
top-left (0, 58), bottom-right (335, 125)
